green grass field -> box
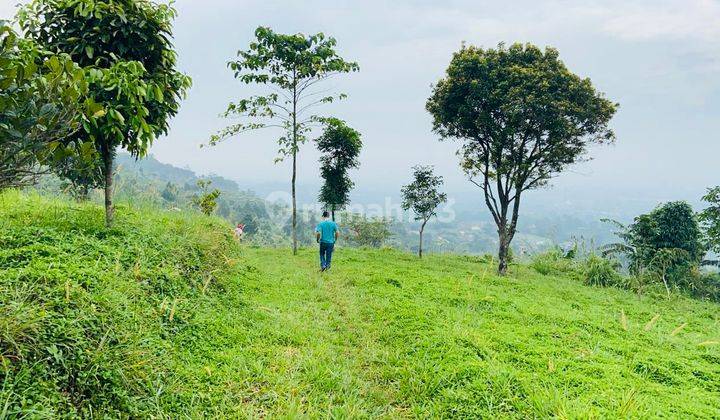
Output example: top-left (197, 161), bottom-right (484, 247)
top-left (1, 192), bottom-right (719, 418)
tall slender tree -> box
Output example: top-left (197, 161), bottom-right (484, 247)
top-left (427, 43), bottom-right (617, 274)
top-left (316, 118), bottom-right (362, 220)
top-left (401, 165), bottom-right (447, 258)
top-left (211, 27), bottom-right (358, 255)
top-left (19, 0), bottom-right (191, 226)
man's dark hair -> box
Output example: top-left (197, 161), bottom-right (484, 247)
top-left (322, 210), bottom-right (329, 218)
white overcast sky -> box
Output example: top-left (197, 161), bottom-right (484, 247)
top-left (2, 0), bottom-right (719, 201)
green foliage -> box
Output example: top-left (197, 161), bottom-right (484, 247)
top-left (19, 0), bottom-right (191, 155)
top-left (530, 248), bottom-right (576, 276)
top-left (19, 0), bottom-right (192, 225)
top-left (687, 272), bottom-right (720, 302)
top-left (603, 202), bottom-right (706, 292)
top-left (426, 42), bottom-right (617, 274)
top-left (401, 165), bottom-right (447, 223)
top-left (161, 181), bottom-right (179, 203)
top-left (0, 191), bottom-right (239, 416)
top-left (699, 186), bottom-right (720, 254)
top-left (211, 26), bottom-right (359, 150)
top-left (582, 254), bottom-right (624, 287)
top-left (531, 248), bottom-right (626, 290)
top-left (341, 212), bottom-right (393, 248)
top-left (192, 179), bottom-right (221, 216)
top-left (316, 118), bottom-right (362, 217)
top-left (52, 152), bottom-right (104, 199)
top-left (0, 21), bottom-right (90, 189)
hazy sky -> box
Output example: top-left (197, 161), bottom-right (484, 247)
top-left (3, 0), bottom-right (719, 202)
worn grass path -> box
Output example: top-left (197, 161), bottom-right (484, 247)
top-left (166, 246), bottom-right (720, 418)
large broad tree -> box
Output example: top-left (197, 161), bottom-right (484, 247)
top-left (401, 165), bottom-right (447, 258)
top-left (0, 21), bottom-right (91, 190)
top-left (316, 118), bottom-right (362, 221)
top-left (427, 43), bottom-right (617, 274)
top-left (211, 27), bottom-right (358, 255)
top-left (19, 0), bottom-right (191, 226)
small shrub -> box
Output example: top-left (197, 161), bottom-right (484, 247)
top-left (341, 212), bottom-right (393, 248)
top-left (530, 248), bottom-right (575, 276)
top-left (192, 179), bottom-right (221, 215)
top-left (582, 255), bottom-right (623, 287)
top-left (687, 272), bottom-right (720, 302)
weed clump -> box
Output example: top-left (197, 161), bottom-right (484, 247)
top-left (582, 255), bottom-right (624, 287)
top-left (530, 248), bottom-right (576, 276)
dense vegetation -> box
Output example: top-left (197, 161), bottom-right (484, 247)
top-left (1, 192), bottom-right (719, 417)
top-left (0, 191), bottom-right (238, 416)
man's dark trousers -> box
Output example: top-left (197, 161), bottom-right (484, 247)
top-left (320, 242), bottom-right (335, 270)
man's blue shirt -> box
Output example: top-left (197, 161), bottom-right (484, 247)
top-left (316, 219), bottom-right (338, 244)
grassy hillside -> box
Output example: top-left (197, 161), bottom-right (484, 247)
top-left (0, 191), bottom-right (240, 417)
top-left (1, 192), bottom-right (719, 417)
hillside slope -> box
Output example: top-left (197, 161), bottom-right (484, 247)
top-left (1, 192), bottom-right (719, 417)
top-left (0, 191), bottom-right (241, 417)
top-left (170, 250), bottom-right (720, 418)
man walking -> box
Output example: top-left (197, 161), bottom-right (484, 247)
top-left (315, 211), bottom-right (339, 271)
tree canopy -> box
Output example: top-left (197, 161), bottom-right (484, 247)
top-left (401, 165), bottom-right (447, 257)
top-left (19, 0), bottom-right (191, 225)
top-left (427, 42), bottom-right (617, 274)
top-left (316, 118), bottom-right (362, 219)
top-left (0, 21), bottom-right (90, 190)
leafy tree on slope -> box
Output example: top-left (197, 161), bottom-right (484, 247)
top-left (0, 21), bottom-right (90, 190)
top-left (427, 43), bottom-right (617, 274)
top-left (401, 165), bottom-right (447, 258)
top-left (211, 27), bottom-right (358, 254)
top-left (19, 0), bottom-right (191, 226)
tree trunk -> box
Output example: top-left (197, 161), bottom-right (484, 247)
top-left (662, 271), bottom-right (671, 297)
top-left (419, 219), bottom-right (428, 258)
top-left (497, 228), bottom-right (510, 275)
top-left (331, 204), bottom-right (336, 221)
top-left (291, 74), bottom-right (298, 255)
top-left (291, 148), bottom-right (297, 255)
top-left (102, 148), bottom-right (114, 227)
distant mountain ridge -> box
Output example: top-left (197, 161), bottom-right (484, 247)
top-left (116, 153), bottom-right (242, 193)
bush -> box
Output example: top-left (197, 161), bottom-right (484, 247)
top-left (686, 272), bottom-right (720, 302)
top-left (603, 201), bottom-right (705, 287)
top-left (530, 248), bottom-right (575, 276)
top-left (582, 255), bottom-right (623, 287)
top-left (341, 212), bottom-right (393, 248)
